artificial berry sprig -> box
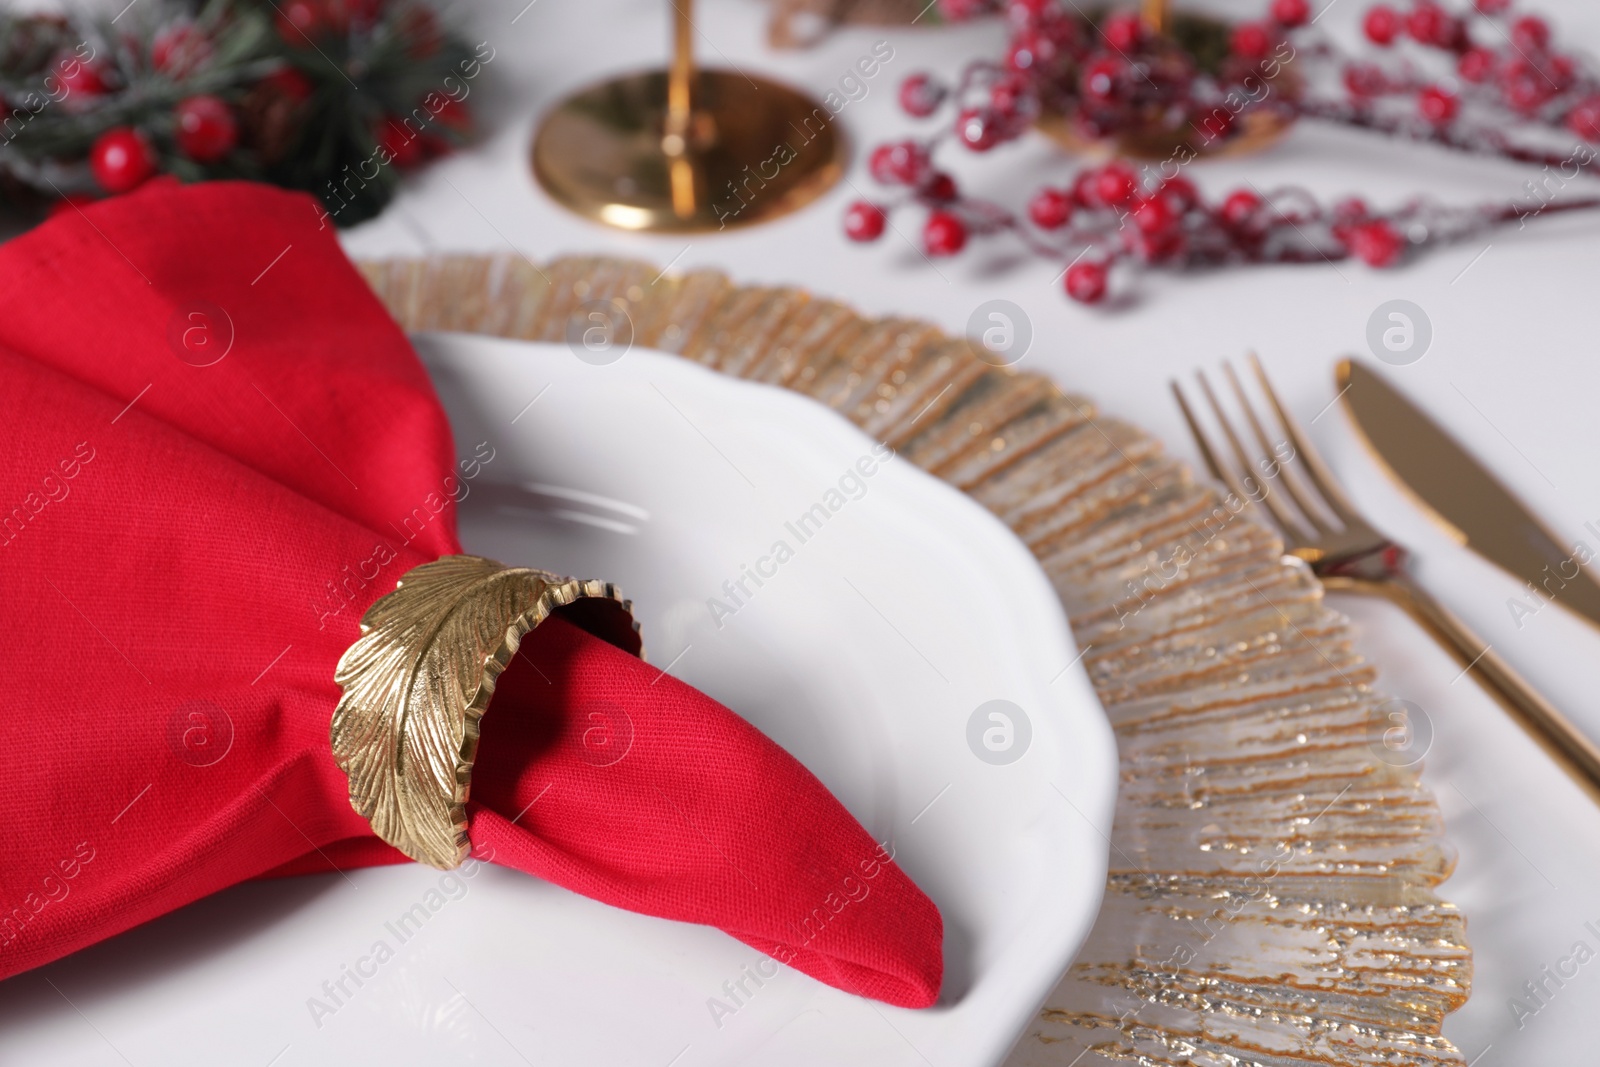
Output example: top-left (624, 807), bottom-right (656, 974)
top-left (846, 154), bottom-right (1600, 303)
top-left (0, 0), bottom-right (479, 225)
top-left (846, 0), bottom-right (1600, 304)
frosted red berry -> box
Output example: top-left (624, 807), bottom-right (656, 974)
top-left (90, 127), bottom-right (156, 193)
top-left (275, 0), bottom-right (324, 42)
top-left (1566, 96), bottom-right (1600, 142)
top-left (1549, 54), bottom-right (1576, 88)
top-left (1418, 85), bottom-right (1458, 124)
top-left (1124, 226), bottom-right (1185, 262)
top-left (1343, 62), bottom-right (1386, 97)
top-left (923, 172), bottom-right (959, 202)
top-left (176, 95), bottom-right (239, 163)
top-left (1220, 189), bottom-right (1262, 227)
top-left (1457, 48), bottom-right (1495, 83)
top-left (1093, 162), bottom-right (1138, 206)
top-left (1081, 55), bottom-right (1122, 101)
top-left (956, 107), bottom-right (1003, 151)
top-left (1499, 57), bottom-right (1554, 114)
top-left (869, 141), bottom-right (930, 184)
top-left (1160, 175), bottom-right (1199, 212)
top-left (1405, 3), bottom-right (1453, 47)
top-left (1231, 22), bottom-right (1272, 61)
top-left (1069, 169), bottom-right (1101, 206)
top-left (1007, 29), bottom-right (1059, 73)
top-left (1028, 187), bottom-right (1074, 229)
top-left (990, 73), bottom-right (1032, 116)
top-left (1363, 5), bottom-right (1400, 45)
top-left (1271, 0), bottom-right (1309, 28)
top-left (1005, 0), bottom-right (1053, 24)
top-left (899, 73), bottom-right (946, 117)
top-left (1064, 261), bottom-right (1108, 303)
top-left (1329, 197), bottom-right (1369, 239)
top-left (53, 50), bottom-right (108, 97)
top-left (923, 211), bottom-right (968, 255)
top-left (1334, 197), bottom-right (1370, 221)
top-left (1131, 194), bottom-right (1177, 236)
top-left (938, 0), bottom-right (988, 19)
top-left (1510, 16), bottom-right (1549, 53)
top-left (1347, 220), bottom-right (1405, 266)
top-left (844, 201), bottom-right (887, 241)
top-left (1101, 11), bottom-right (1143, 52)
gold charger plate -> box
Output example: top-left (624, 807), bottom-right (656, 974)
top-left (356, 253), bottom-right (1470, 1066)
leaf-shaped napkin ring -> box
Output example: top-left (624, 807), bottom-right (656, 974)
top-left (331, 555), bottom-right (641, 869)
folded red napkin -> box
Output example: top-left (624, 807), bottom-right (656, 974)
top-left (0, 179), bottom-right (941, 1007)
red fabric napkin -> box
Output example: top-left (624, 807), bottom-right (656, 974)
top-left (0, 179), bottom-right (941, 1007)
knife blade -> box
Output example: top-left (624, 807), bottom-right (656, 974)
top-left (1338, 357), bottom-right (1600, 631)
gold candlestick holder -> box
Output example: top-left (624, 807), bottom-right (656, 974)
top-left (532, 0), bottom-right (844, 233)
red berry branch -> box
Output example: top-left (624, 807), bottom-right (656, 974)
top-left (0, 0), bottom-right (480, 225)
top-left (846, 0), bottom-right (1600, 304)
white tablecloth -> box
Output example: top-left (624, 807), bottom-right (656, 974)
top-left (341, 0), bottom-right (1600, 1057)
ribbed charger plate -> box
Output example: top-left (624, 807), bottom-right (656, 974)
top-left (356, 253), bottom-right (1471, 1067)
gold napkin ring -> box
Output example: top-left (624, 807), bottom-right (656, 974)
top-left (331, 554), bottom-right (640, 869)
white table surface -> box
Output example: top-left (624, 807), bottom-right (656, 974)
top-left (277, 0), bottom-right (1600, 1059)
top-left (340, 0), bottom-right (1600, 1062)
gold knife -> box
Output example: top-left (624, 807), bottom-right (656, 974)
top-left (1336, 357), bottom-right (1600, 803)
top-left (1338, 358), bottom-right (1600, 632)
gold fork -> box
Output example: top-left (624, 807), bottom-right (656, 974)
top-left (1172, 355), bottom-right (1600, 803)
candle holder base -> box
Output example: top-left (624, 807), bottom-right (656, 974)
top-left (532, 69), bottom-right (845, 233)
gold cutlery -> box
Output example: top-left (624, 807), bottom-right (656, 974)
top-left (1339, 357), bottom-right (1600, 629)
top-left (1172, 356), bottom-right (1600, 803)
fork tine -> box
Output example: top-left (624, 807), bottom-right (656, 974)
top-left (1195, 369), bottom-right (1310, 539)
top-left (1246, 354), bottom-right (1366, 526)
top-left (1222, 361), bottom-right (1335, 535)
top-left (1170, 379), bottom-right (1262, 516)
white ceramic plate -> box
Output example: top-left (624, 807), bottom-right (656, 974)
top-left (1, 336), bottom-right (1115, 1067)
